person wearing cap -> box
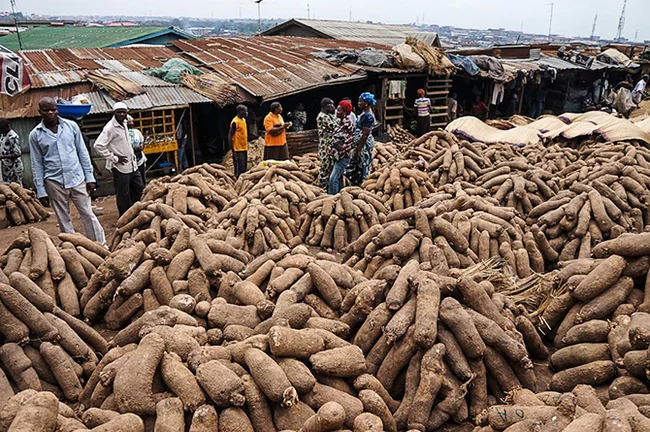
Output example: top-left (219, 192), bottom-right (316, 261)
top-left (29, 97), bottom-right (106, 245)
top-left (94, 102), bottom-right (144, 216)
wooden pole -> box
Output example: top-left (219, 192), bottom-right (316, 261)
top-left (189, 105), bottom-right (197, 167)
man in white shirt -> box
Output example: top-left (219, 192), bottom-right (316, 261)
top-left (94, 102), bottom-right (144, 215)
top-left (632, 75), bottom-right (649, 105)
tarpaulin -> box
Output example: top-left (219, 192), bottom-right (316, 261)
top-left (0, 45), bottom-right (30, 96)
top-left (144, 58), bottom-right (202, 84)
top-left (447, 54), bottom-right (480, 76)
top-left (312, 48), bottom-right (394, 68)
top-left (470, 55), bottom-right (508, 82)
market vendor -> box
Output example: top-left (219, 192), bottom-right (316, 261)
top-left (94, 102), bottom-right (144, 216)
top-left (229, 105), bottom-right (249, 178)
top-left (263, 102), bottom-right (291, 161)
top-left (316, 98), bottom-right (336, 189)
top-left (414, 89), bottom-right (432, 136)
top-left (29, 97), bottom-right (106, 245)
top-left (347, 92), bottom-right (376, 186)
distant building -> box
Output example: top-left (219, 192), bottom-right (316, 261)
top-left (0, 25), bottom-right (193, 50)
top-left (262, 18), bottom-right (441, 47)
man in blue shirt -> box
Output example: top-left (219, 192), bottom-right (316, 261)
top-left (29, 97), bottom-right (106, 245)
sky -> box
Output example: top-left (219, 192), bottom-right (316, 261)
top-left (7, 0), bottom-right (650, 41)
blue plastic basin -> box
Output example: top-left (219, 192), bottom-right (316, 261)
top-left (56, 104), bottom-right (92, 119)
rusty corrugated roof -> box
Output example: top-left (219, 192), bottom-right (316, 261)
top-left (172, 36), bottom-right (374, 100)
top-left (2, 45), bottom-right (210, 118)
top-left (18, 46), bottom-right (180, 78)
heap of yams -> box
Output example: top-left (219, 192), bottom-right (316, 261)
top-left (4, 119), bottom-right (650, 432)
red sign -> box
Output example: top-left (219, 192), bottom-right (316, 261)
top-left (0, 45), bottom-right (30, 96)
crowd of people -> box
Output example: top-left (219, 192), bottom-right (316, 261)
top-left (227, 93), bottom-right (378, 196)
top-left (316, 93), bottom-right (377, 195)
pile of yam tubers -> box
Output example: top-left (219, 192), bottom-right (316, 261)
top-left (7, 117), bottom-right (650, 432)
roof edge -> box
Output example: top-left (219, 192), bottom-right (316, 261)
top-left (261, 19), bottom-right (334, 39)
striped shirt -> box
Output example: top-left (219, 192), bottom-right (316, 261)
top-left (415, 97), bottom-right (431, 117)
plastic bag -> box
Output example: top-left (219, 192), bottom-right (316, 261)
top-left (391, 44), bottom-right (425, 70)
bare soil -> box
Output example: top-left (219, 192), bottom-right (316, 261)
top-left (0, 195), bottom-right (120, 252)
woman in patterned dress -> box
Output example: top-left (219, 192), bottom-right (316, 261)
top-left (316, 98), bottom-right (337, 189)
top-left (0, 119), bottom-right (23, 185)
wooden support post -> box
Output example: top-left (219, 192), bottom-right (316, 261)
top-left (189, 105), bottom-right (197, 167)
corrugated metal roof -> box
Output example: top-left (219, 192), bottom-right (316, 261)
top-left (263, 19), bottom-right (440, 48)
top-left (29, 70), bottom-right (87, 88)
top-left (1, 45), bottom-right (210, 118)
top-left (86, 86), bottom-right (211, 113)
top-left (172, 37), bottom-right (371, 100)
top-left (19, 46), bottom-right (180, 76)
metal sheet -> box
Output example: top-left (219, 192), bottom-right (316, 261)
top-left (172, 37), bottom-right (370, 99)
top-left (29, 70), bottom-right (87, 88)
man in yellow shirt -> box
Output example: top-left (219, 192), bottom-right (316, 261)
top-left (229, 105), bottom-right (248, 178)
top-left (263, 102), bottom-right (292, 161)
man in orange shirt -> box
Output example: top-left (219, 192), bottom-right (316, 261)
top-left (228, 105), bottom-right (248, 178)
top-left (263, 102), bottom-right (292, 160)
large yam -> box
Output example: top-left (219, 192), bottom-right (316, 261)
top-left (302, 383), bottom-right (364, 428)
top-left (0, 283), bottom-right (58, 341)
top-left (572, 255), bottom-right (627, 302)
top-left (196, 360), bottom-right (245, 407)
top-left (6, 391), bottom-right (58, 432)
top-left (113, 333), bottom-right (166, 415)
top-left (550, 360), bottom-right (617, 393)
top-left (244, 348), bottom-right (297, 407)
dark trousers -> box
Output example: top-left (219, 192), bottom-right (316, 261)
top-left (416, 116), bottom-right (430, 136)
top-left (112, 169), bottom-right (145, 216)
top-left (233, 150), bottom-right (248, 178)
top-left (138, 163), bottom-right (146, 185)
top-left (263, 143), bottom-right (290, 161)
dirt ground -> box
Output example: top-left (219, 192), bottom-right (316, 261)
top-left (0, 195), bottom-right (120, 251)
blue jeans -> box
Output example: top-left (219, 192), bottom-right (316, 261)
top-left (328, 156), bottom-right (350, 195)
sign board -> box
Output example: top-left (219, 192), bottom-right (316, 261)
top-left (0, 45), bottom-right (30, 96)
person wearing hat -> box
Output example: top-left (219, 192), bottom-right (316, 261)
top-left (94, 102), bottom-right (144, 216)
top-left (29, 97), bottom-right (106, 245)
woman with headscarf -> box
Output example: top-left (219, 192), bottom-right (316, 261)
top-left (126, 115), bottom-right (146, 184)
top-left (328, 100), bottom-right (355, 195)
top-left (414, 89), bottom-right (432, 136)
top-left (348, 92), bottom-right (376, 185)
top-left (0, 118), bottom-right (23, 185)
